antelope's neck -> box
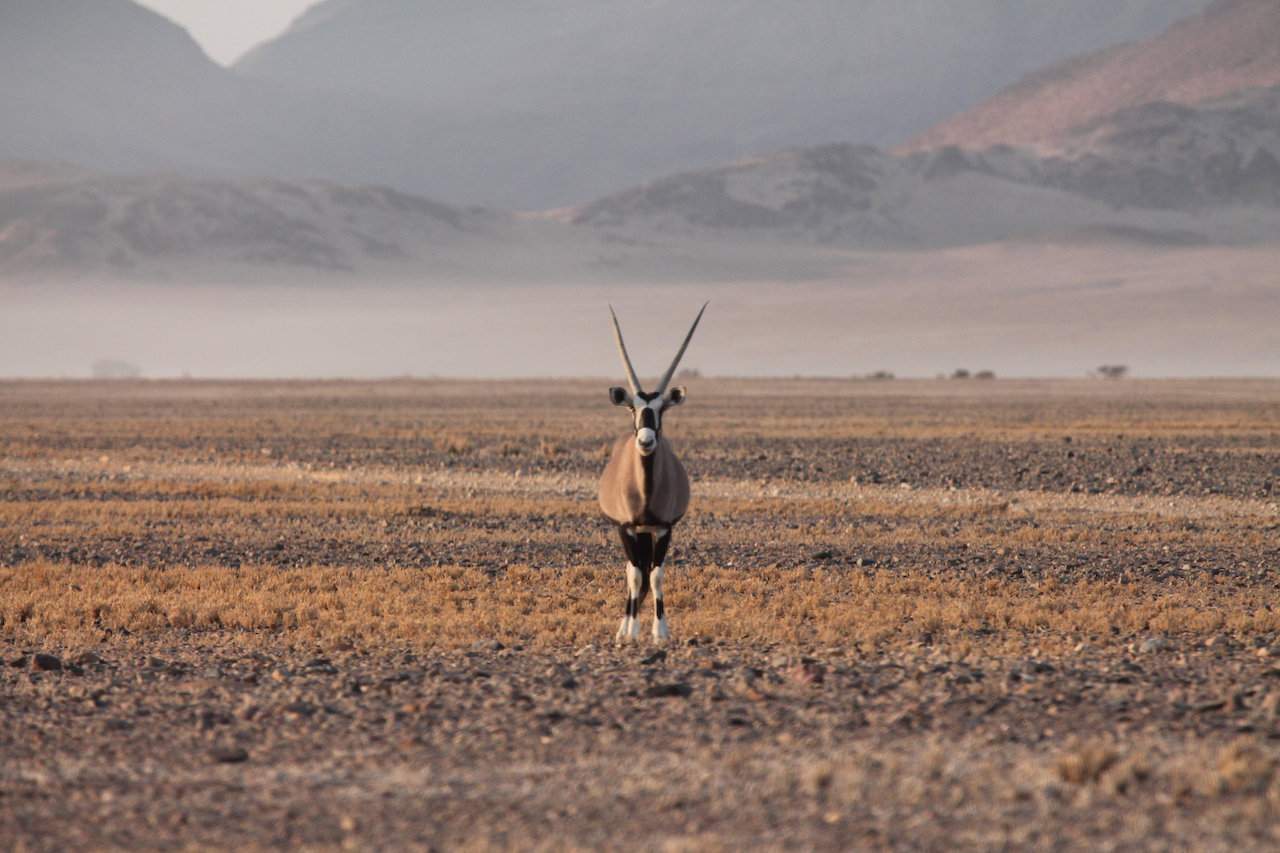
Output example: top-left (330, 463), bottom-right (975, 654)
top-left (638, 441), bottom-right (656, 504)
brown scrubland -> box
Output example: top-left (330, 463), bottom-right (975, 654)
top-left (2, 378), bottom-right (1279, 850)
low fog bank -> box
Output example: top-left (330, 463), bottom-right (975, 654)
top-left (3, 245), bottom-right (1277, 380)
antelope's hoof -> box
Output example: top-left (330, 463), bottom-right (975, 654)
top-left (616, 617), bottom-right (636, 645)
top-left (652, 619), bottom-right (670, 643)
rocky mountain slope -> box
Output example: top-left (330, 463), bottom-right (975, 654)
top-left (571, 109), bottom-right (1280, 250)
top-left (908, 0), bottom-right (1280, 152)
top-left (0, 165), bottom-right (496, 278)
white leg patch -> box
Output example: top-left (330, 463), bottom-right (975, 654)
top-left (615, 562), bottom-right (643, 645)
top-left (651, 563), bottom-right (669, 642)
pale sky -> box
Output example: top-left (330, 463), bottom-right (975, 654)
top-left (135, 0), bottom-right (317, 66)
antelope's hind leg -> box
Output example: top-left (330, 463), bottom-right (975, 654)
top-left (651, 531), bottom-right (671, 642)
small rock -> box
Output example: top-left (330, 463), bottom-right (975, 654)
top-left (1139, 637), bottom-right (1167, 654)
top-left (32, 653), bottom-right (62, 672)
top-left (73, 651), bottom-right (104, 667)
top-left (211, 746), bottom-right (249, 764)
top-left (786, 661), bottom-right (826, 686)
top-left (282, 701), bottom-right (317, 718)
top-left (644, 682), bottom-right (692, 699)
top-left (640, 650), bottom-right (667, 665)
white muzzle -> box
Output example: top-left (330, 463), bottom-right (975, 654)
top-left (635, 428), bottom-right (657, 455)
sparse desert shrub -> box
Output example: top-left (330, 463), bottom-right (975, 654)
top-left (1096, 364), bottom-right (1129, 380)
top-left (676, 367), bottom-right (702, 380)
top-left (538, 439), bottom-right (563, 459)
top-left (951, 369), bottom-right (971, 380)
top-left (437, 433), bottom-right (473, 455)
top-left (866, 370), bottom-right (895, 381)
top-left (974, 370), bottom-right (996, 380)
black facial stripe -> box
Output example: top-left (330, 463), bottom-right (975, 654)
top-left (640, 407), bottom-right (657, 431)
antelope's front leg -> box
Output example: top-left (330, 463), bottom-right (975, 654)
top-left (651, 532), bottom-right (671, 642)
top-left (616, 561), bottom-right (643, 644)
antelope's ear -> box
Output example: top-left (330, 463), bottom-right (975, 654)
top-left (608, 386), bottom-right (631, 406)
top-left (664, 386), bottom-right (687, 407)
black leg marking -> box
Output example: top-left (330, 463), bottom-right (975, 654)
top-left (654, 532), bottom-right (671, 568)
top-left (617, 526), bottom-right (640, 566)
top-left (655, 598), bottom-right (665, 620)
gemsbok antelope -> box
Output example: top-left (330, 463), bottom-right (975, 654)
top-left (599, 303), bottom-right (707, 643)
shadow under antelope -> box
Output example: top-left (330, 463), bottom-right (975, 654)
top-left (598, 303), bottom-right (707, 644)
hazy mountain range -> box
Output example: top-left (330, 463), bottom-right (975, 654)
top-left (2, 0), bottom-right (1279, 281)
top-left (2, 0), bottom-right (1215, 207)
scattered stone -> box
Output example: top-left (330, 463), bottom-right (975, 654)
top-left (32, 653), bottom-right (63, 672)
top-left (211, 747), bottom-right (249, 764)
top-left (1139, 637), bottom-right (1168, 654)
top-left (640, 650), bottom-right (667, 665)
top-left (786, 661), bottom-right (826, 686)
top-left (644, 682), bottom-right (692, 699)
top-left (282, 701), bottom-right (317, 719)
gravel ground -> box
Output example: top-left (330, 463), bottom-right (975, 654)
top-left (2, 378), bottom-right (1278, 850)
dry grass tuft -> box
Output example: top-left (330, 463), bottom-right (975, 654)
top-left (1057, 741), bottom-right (1122, 786)
top-left (1209, 740), bottom-right (1277, 796)
top-left (4, 562), bottom-right (1280, 654)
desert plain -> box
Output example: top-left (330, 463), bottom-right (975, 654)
top-left (2, 377), bottom-right (1279, 850)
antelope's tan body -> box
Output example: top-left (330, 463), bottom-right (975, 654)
top-left (598, 435), bottom-right (690, 527)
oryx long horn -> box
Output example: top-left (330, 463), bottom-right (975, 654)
top-left (655, 302), bottom-right (709, 395)
top-left (609, 305), bottom-right (642, 396)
